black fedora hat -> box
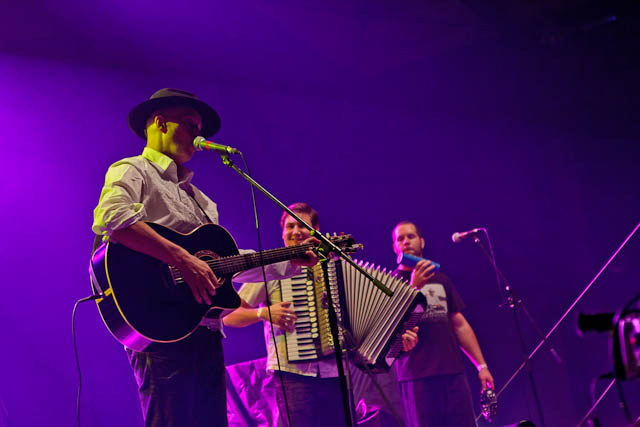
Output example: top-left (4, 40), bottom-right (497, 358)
top-left (127, 88), bottom-right (221, 139)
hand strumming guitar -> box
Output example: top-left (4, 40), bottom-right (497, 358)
top-left (291, 236), bottom-right (320, 268)
top-left (110, 221), bottom-right (219, 305)
top-left (175, 250), bottom-right (219, 305)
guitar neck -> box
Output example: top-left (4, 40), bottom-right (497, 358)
top-left (210, 244), bottom-right (313, 276)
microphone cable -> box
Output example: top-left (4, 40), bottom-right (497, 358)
top-left (72, 293), bottom-right (102, 427)
top-left (238, 153), bottom-right (294, 427)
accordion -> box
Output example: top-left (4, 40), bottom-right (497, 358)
top-left (280, 259), bottom-right (426, 372)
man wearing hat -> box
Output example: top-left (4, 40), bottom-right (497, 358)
top-left (92, 89), bottom-right (315, 426)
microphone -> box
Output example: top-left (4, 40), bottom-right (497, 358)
top-left (451, 228), bottom-right (482, 243)
top-left (193, 136), bottom-right (242, 155)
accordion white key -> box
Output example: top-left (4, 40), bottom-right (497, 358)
top-left (281, 258), bottom-right (426, 372)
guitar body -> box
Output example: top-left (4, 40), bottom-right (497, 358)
top-left (90, 223), bottom-right (242, 351)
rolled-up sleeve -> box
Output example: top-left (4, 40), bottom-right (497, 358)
top-left (92, 162), bottom-right (146, 241)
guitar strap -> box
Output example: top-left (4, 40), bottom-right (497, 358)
top-left (188, 185), bottom-right (214, 224)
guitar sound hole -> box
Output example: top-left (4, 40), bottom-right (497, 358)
top-left (195, 250), bottom-right (225, 287)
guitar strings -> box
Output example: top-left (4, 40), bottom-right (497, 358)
top-left (169, 236), bottom-right (352, 283)
top-left (168, 243), bottom-right (314, 283)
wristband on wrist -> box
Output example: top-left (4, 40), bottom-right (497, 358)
top-left (477, 363), bottom-right (488, 371)
top-left (256, 307), bottom-right (264, 320)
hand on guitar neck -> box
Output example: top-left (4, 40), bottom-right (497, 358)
top-left (290, 236), bottom-right (320, 268)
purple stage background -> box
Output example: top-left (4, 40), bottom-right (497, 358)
top-left (1, 1), bottom-right (639, 426)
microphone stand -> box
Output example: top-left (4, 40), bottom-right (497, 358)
top-left (219, 154), bottom-right (392, 297)
top-left (219, 154), bottom-right (393, 426)
top-left (467, 222), bottom-right (640, 425)
top-left (470, 232), bottom-right (549, 427)
top-left (320, 257), bottom-right (358, 426)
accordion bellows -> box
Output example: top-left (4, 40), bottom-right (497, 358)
top-left (281, 258), bottom-right (426, 372)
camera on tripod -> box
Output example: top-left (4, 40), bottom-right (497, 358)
top-left (577, 294), bottom-right (640, 380)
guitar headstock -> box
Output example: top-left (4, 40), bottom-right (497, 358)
top-left (322, 233), bottom-right (363, 254)
top-left (480, 388), bottom-right (498, 422)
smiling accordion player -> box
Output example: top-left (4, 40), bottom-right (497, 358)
top-left (280, 258), bottom-right (426, 372)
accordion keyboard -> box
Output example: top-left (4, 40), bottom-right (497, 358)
top-left (281, 265), bottom-right (333, 362)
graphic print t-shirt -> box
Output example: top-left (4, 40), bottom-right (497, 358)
top-left (392, 270), bottom-right (466, 381)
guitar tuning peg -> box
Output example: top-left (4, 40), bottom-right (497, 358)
top-left (333, 232), bottom-right (337, 236)
top-left (340, 232), bottom-right (344, 236)
top-left (326, 232), bottom-right (330, 238)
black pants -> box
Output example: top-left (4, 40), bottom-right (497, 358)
top-left (274, 371), bottom-right (348, 427)
top-left (126, 328), bottom-right (227, 427)
top-left (399, 373), bottom-right (476, 427)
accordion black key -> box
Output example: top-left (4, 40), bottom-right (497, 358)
top-left (281, 259), bottom-right (426, 372)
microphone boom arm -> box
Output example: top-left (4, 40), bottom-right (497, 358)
top-left (217, 154), bottom-right (393, 297)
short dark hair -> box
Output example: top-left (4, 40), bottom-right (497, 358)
top-left (280, 202), bottom-right (320, 230)
top-left (393, 220), bottom-right (423, 239)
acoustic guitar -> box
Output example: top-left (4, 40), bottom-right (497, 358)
top-left (89, 222), bottom-right (358, 351)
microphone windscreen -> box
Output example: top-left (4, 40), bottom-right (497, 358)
top-left (193, 136), bottom-right (205, 150)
